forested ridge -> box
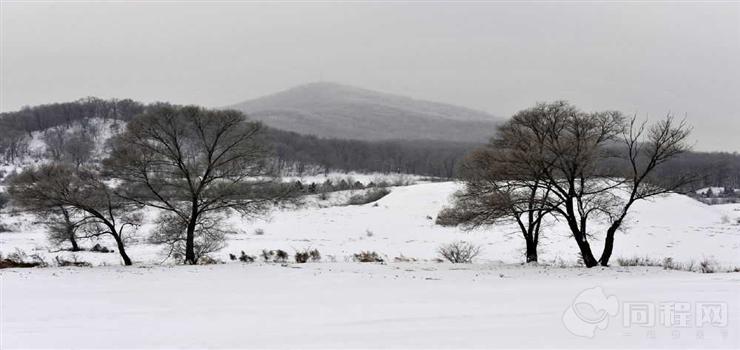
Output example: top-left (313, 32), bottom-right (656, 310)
top-left (1, 97), bottom-right (738, 186)
top-left (0, 97), bottom-right (477, 178)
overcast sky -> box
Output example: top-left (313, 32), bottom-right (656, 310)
top-left (1, 2), bottom-right (738, 151)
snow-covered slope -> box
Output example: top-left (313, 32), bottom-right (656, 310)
top-left (0, 118), bottom-right (123, 178)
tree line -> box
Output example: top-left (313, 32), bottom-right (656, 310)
top-left (0, 97), bottom-right (477, 178)
top-left (2, 97), bottom-right (738, 184)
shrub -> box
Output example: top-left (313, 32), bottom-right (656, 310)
top-left (239, 251), bottom-right (255, 263)
top-left (353, 251), bottom-right (384, 263)
top-left (274, 249), bottom-right (289, 263)
top-left (614, 256), bottom-right (726, 273)
top-left (0, 192), bottom-right (9, 210)
top-left (437, 241), bottom-right (481, 263)
top-left (90, 244), bottom-right (111, 253)
top-left (196, 255), bottom-right (222, 265)
top-left (261, 249), bottom-right (273, 262)
top-left (7, 248), bottom-right (28, 262)
top-left (435, 207), bottom-right (477, 227)
top-left (54, 255), bottom-right (92, 267)
top-left (254, 228), bottom-right (265, 236)
top-left (0, 250), bottom-right (47, 269)
top-left (295, 248), bottom-right (321, 263)
top-left (309, 249), bottom-right (321, 262)
top-left (700, 258), bottom-right (717, 273)
top-left (662, 257), bottom-right (680, 270)
top-left (389, 175), bottom-right (415, 186)
top-left (347, 188), bottom-right (390, 205)
top-left (394, 255), bottom-right (417, 262)
top-left (261, 249), bottom-right (289, 263)
top-left (0, 259), bottom-right (42, 269)
top-left (295, 251), bottom-right (310, 263)
top-left (616, 256), bottom-right (662, 267)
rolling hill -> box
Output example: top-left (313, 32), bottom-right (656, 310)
top-left (229, 82), bottom-right (501, 142)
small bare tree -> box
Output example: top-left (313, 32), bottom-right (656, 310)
top-left (62, 132), bottom-right (95, 169)
top-left (437, 241), bottom-right (481, 263)
top-left (46, 206), bottom-right (86, 251)
top-left (42, 127), bottom-right (67, 161)
top-left (8, 164), bottom-right (140, 265)
top-left (0, 125), bottom-right (28, 164)
top-left (105, 105), bottom-right (289, 264)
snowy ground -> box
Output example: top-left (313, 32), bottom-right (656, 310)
top-left (2, 181), bottom-right (739, 348)
top-left (2, 182), bottom-right (739, 268)
top-left (1, 263), bottom-right (738, 348)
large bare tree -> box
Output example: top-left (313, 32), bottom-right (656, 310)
top-left (467, 101), bottom-right (692, 267)
top-left (104, 105), bottom-right (285, 264)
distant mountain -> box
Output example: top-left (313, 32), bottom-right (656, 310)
top-left (228, 82), bottom-right (501, 142)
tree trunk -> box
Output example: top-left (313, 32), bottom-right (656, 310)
top-left (68, 230), bottom-right (80, 251)
top-left (599, 221), bottom-right (620, 267)
top-left (61, 208), bottom-right (80, 251)
top-left (525, 239), bottom-right (538, 263)
top-left (562, 208), bottom-right (598, 268)
top-left (184, 207), bottom-right (198, 265)
top-left (576, 238), bottom-right (598, 267)
top-left (112, 233), bottom-right (132, 266)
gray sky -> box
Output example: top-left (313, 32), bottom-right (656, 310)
top-left (1, 2), bottom-right (739, 151)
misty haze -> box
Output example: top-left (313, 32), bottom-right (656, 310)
top-left (0, 2), bottom-right (738, 349)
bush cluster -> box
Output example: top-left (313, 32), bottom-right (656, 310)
top-left (437, 241), bottom-right (481, 263)
top-left (353, 251), bottom-right (384, 263)
top-left (294, 249), bottom-right (321, 263)
top-left (347, 188), bottom-right (391, 205)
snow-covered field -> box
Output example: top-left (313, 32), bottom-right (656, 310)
top-left (2, 263), bottom-right (738, 348)
top-left (2, 182), bottom-right (739, 267)
top-left (2, 181), bottom-right (739, 348)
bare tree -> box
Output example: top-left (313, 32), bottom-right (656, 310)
top-left (468, 102), bottom-right (692, 267)
top-left (0, 126), bottom-right (28, 164)
top-left (598, 116), bottom-right (692, 266)
top-left (42, 127), bottom-right (67, 161)
top-left (8, 164), bottom-right (140, 265)
top-left (526, 103), bottom-right (627, 267)
top-left (448, 143), bottom-right (556, 263)
top-left (104, 105), bottom-right (287, 264)
top-left (46, 206), bottom-right (86, 251)
top-left (62, 132), bottom-right (95, 169)
top-left (452, 102), bottom-right (618, 266)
